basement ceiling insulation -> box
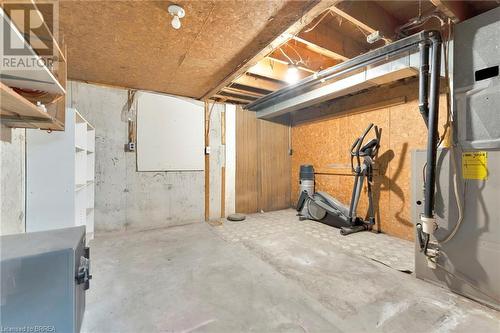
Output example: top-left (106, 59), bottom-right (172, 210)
top-left (56, 0), bottom-right (318, 99)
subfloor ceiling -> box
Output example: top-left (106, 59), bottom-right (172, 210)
top-left (57, 0), bottom-right (318, 99)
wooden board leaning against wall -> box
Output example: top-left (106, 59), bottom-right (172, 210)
top-left (235, 107), bottom-right (291, 214)
top-left (290, 79), bottom-right (450, 241)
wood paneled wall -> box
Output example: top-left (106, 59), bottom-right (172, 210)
top-left (291, 80), bottom-right (449, 241)
top-left (236, 107), bottom-right (259, 213)
top-left (236, 107), bottom-right (291, 213)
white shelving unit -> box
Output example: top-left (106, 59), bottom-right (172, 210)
top-left (85, 119), bottom-right (95, 237)
top-left (26, 108), bottom-right (95, 240)
top-left (0, 7), bottom-right (66, 95)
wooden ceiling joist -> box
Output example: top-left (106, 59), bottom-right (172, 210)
top-left (330, 1), bottom-right (400, 42)
top-left (247, 58), bottom-right (311, 82)
top-left (222, 87), bottom-right (264, 98)
top-left (290, 35), bottom-right (348, 61)
top-left (218, 91), bottom-right (257, 102)
top-left (266, 56), bottom-right (316, 74)
top-left (429, 0), bottom-right (472, 22)
top-left (229, 82), bottom-right (274, 96)
top-left (295, 21), bottom-right (368, 61)
top-left (270, 41), bottom-right (340, 71)
top-left (202, 0), bottom-right (341, 100)
top-left (213, 94), bottom-right (251, 104)
top-left (233, 74), bottom-right (286, 92)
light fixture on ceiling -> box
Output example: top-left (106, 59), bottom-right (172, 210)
top-left (285, 63), bottom-right (300, 84)
top-left (168, 4), bottom-right (185, 30)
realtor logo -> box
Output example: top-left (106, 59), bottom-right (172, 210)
top-left (1, 0), bottom-right (58, 70)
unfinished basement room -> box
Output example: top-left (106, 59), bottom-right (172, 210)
top-left (1, 0), bottom-right (500, 332)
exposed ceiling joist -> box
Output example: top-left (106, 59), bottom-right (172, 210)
top-left (213, 94), bottom-right (251, 104)
top-left (290, 35), bottom-right (348, 61)
top-left (266, 56), bottom-right (316, 74)
top-left (429, 0), bottom-right (472, 22)
top-left (202, 0), bottom-right (342, 100)
top-left (269, 42), bottom-right (340, 71)
top-left (229, 83), bottom-right (273, 96)
top-left (233, 74), bottom-right (286, 92)
top-left (295, 21), bottom-right (368, 60)
top-left (218, 91), bottom-right (257, 102)
top-left (330, 1), bottom-right (400, 42)
top-left (247, 58), bottom-right (310, 82)
top-left (222, 87), bottom-right (264, 98)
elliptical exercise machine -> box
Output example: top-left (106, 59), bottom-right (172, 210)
top-left (296, 123), bottom-right (381, 235)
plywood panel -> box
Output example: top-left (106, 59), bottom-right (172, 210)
top-left (236, 107), bottom-right (259, 213)
top-left (291, 80), bottom-right (449, 240)
top-left (236, 107), bottom-right (291, 213)
top-left (57, 1), bottom-right (321, 99)
top-left (259, 119), bottom-right (291, 212)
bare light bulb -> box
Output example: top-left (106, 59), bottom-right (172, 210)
top-left (168, 4), bottom-right (185, 30)
top-left (285, 64), bottom-right (300, 84)
top-left (172, 15), bottom-right (181, 29)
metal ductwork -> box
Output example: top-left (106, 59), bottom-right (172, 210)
top-left (246, 30), bottom-right (443, 255)
top-left (248, 53), bottom-right (420, 119)
top-left (245, 31), bottom-right (442, 120)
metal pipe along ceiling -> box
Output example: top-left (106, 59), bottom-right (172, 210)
top-left (246, 30), bottom-right (442, 250)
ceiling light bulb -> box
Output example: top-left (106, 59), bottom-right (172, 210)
top-left (285, 64), bottom-right (300, 84)
top-left (172, 15), bottom-right (181, 29)
top-left (168, 4), bottom-right (185, 30)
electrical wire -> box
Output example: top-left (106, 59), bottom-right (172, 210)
top-left (279, 47), bottom-right (294, 64)
top-left (302, 9), bottom-right (332, 33)
top-left (355, 25), bottom-right (368, 38)
top-left (437, 19), bottom-right (453, 147)
top-left (286, 43), bottom-right (305, 65)
top-left (435, 20), bottom-right (465, 244)
top-left (396, 11), bottom-right (446, 38)
top-left (436, 145), bottom-right (466, 244)
top-left (278, 45), bottom-right (312, 71)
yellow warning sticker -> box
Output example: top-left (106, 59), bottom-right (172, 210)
top-left (462, 152), bottom-right (488, 180)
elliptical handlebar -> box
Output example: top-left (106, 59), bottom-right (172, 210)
top-left (351, 123), bottom-right (374, 153)
top-left (350, 123), bottom-right (380, 172)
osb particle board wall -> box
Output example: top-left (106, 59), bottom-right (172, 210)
top-left (236, 107), bottom-right (291, 214)
top-left (291, 81), bottom-right (448, 241)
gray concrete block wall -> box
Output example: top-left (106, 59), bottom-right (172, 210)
top-left (0, 126), bottom-right (26, 235)
top-left (68, 81), bottom-right (205, 232)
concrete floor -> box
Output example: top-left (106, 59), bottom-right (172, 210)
top-left (82, 210), bottom-right (500, 333)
